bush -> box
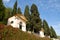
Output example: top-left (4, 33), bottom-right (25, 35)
top-left (0, 24), bottom-right (50, 40)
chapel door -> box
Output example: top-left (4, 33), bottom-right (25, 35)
top-left (19, 22), bottom-right (22, 29)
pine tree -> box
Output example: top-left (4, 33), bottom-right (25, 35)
top-left (24, 5), bottom-right (31, 31)
top-left (12, 0), bottom-right (17, 15)
top-left (43, 20), bottom-right (50, 36)
top-left (31, 4), bottom-right (42, 33)
top-left (17, 7), bottom-right (22, 14)
top-left (50, 26), bottom-right (57, 38)
top-left (0, 0), bottom-right (5, 21)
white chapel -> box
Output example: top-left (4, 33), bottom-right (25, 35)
top-left (7, 14), bottom-right (27, 32)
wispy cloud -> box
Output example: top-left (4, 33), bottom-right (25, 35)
top-left (3, 0), bottom-right (10, 2)
top-left (39, 0), bottom-right (60, 11)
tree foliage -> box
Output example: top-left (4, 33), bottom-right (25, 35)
top-left (24, 5), bottom-right (31, 31)
top-left (4, 8), bottom-right (12, 24)
top-left (31, 4), bottom-right (42, 33)
top-left (0, 0), bottom-right (5, 21)
top-left (43, 20), bottom-right (50, 36)
top-left (5, 8), bottom-right (12, 18)
top-left (50, 26), bottom-right (57, 38)
top-left (12, 0), bottom-right (17, 15)
top-left (17, 7), bottom-right (22, 14)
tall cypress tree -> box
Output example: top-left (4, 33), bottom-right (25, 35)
top-left (31, 4), bottom-right (42, 33)
top-left (12, 0), bottom-right (17, 15)
top-left (24, 5), bottom-right (31, 31)
top-left (43, 20), bottom-right (50, 36)
top-left (50, 26), bottom-right (57, 38)
top-left (0, 0), bottom-right (5, 21)
top-left (4, 8), bottom-right (11, 24)
top-left (17, 7), bottom-right (22, 14)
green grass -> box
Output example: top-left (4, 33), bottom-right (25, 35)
top-left (0, 24), bottom-right (50, 40)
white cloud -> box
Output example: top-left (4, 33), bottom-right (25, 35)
top-left (3, 0), bottom-right (10, 2)
top-left (58, 23), bottom-right (60, 26)
top-left (39, 0), bottom-right (60, 10)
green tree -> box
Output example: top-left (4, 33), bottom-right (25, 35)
top-left (6, 7), bottom-right (13, 17)
top-left (4, 8), bottom-right (12, 24)
top-left (0, 0), bottom-right (5, 21)
top-left (24, 5), bottom-right (31, 31)
top-left (50, 26), bottom-right (57, 38)
top-left (43, 20), bottom-right (50, 36)
top-left (31, 4), bottom-right (42, 33)
top-left (17, 7), bottom-right (22, 14)
top-left (12, 0), bottom-right (17, 16)
top-left (5, 8), bottom-right (12, 18)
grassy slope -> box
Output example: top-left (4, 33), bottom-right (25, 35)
top-left (0, 24), bottom-right (50, 40)
top-left (58, 36), bottom-right (60, 40)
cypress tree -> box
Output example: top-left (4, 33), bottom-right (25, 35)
top-left (17, 7), bottom-right (22, 14)
top-left (4, 8), bottom-right (13, 24)
top-left (50, 26), bottom-right (57, 38)
top-left (5, 8), bottom-right (12, 18)
top-left (0, 0), bottom-right (5, 21)
top-left (24, 5), bottom-right (31, 31)
top-left (43, 20), bottom-right (50, 36)
top-left (12, 0), bottom-right (17, 15)
top-left (31, 4), bottom-right (42, 33)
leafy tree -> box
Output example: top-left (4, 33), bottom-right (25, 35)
top-left (4, 8), bottom-right (12, 24)
top-left (6, 8), bottom-right (13, 17)
top-left (24, 5), bottom-right (31, 31)
top-left (31, 4), bottom-right (42, 33)
top-left (0, 0), bottom-right (5, 21)
top-left (12, 0), bottom-right (17, 16)
top-left (50, 26), bottom-right (57, 38)
top-left (5, 8), bottom-right (12, 18)
top-left (43, 20), bottom-right (50, 36)
top-left (17, 7), bottom-right (22, 14)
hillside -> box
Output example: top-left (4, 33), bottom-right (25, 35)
top-left (0, 24), bottom-right (50, 40)
top-left (58, 36), bottom-right (60, 40)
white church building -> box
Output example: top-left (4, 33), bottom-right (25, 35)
top-left (7, 13), bottom-right (45, 38)
top-left (7, 14), bottom-right (27, 32)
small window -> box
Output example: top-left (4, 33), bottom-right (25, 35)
top-left (11, 21), bottom-right (13, 24)
top-left (20, 22), bottom-right (22, 24)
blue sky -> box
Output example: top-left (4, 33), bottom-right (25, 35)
top-left (3, 0), bottom-right (60, 36)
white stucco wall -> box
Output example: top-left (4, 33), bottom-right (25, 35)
top-left (52, 38), bottom-right (59, 40)
top-left (7, 16), bottom-right (20, 28)
top-left (20, 20), bottom-right (26, 31)
top-left (7, 16), bottom-right (26, 32)
top-left (39, 31), bottom-right (45, 37)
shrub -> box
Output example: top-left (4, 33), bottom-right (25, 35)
top-left (0, 24), bottom-right (50, 40)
